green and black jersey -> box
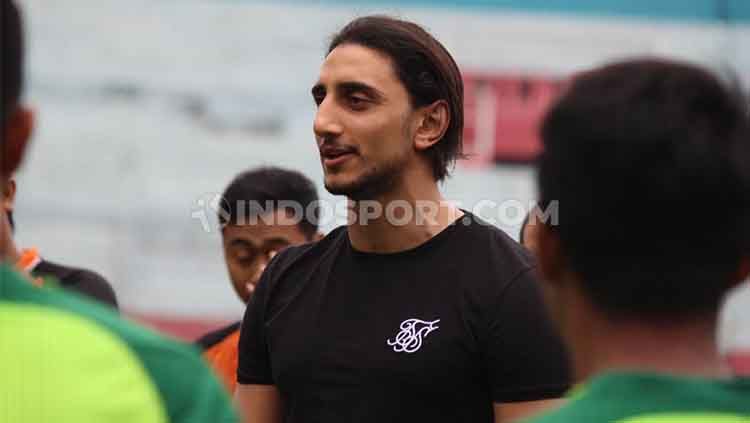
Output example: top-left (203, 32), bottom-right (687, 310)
top-left (0, 265), bottom-right (237, 423)
top-left (528, 371), bottom-right (750, 423)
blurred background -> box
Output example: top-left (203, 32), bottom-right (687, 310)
top-left (13, 0), bottom-right (750, 338)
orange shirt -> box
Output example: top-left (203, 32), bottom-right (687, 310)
top-left (203, 329), bottom-right (241, 393)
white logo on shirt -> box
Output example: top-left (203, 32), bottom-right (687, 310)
top-left (387, 318), bottom-right (440, 353)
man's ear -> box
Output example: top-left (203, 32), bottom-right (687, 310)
top-left (1, 179), bottom-right (16, 211)
top-left (413, 100), bottom-right (450, 152)
top-left (536, 221), bottom-right (566, 285)
top-left (1, 106), bottom-right (34, 176)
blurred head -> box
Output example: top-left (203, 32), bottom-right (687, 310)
top-left (1, 0), bottom-right (32, 261)
top-left (1, 0), bottom-right (33, 181)
top-left (536, 59), bottom-right (750, 333)
top-left (218, 167), bottom-right (320, 303)
top-left (312, 15), bottom-right (463, 199)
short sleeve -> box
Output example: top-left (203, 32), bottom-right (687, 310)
top-left (237, 254), bottom-right (278, 385)
top-left (485, 267), bottom-right (571, 403)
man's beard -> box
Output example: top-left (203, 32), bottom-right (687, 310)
top-left (324, 157), bottom-right (406, 201)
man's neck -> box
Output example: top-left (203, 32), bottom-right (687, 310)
top-left (346, 176), bottom-right (462, 254)
top-left (0, 224), bottom-right (20, 266)
top-left (0, 241), bottom-right (21, 265)
top-left (574, 316), bottom-right (727, 382)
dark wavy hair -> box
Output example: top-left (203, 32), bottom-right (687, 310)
top-left (328, 15), bottom-right (465, 181)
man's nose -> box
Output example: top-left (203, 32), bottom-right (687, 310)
top-left (313, 97), bottom-right (343, 144)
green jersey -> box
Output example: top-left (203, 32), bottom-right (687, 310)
top-left (528, 371), bottom-right (750, 423)
top-left (0, 265), bottom-right (237, 423)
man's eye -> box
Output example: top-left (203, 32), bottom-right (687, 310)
top-left (234, 249), bottom-right (256, 263)
top-left (312, 90), bottom-right (326, 106)
top-left (348, 96), bottom-right (368, 108)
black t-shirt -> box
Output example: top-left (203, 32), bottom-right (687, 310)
top-left (238, 212), bottom-right (570, 423)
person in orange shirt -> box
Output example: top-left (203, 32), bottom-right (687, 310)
top-left (196, 166), bottom-right (321, 393)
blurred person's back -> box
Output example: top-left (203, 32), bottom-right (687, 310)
top-left (528, 58), bottom-right (750, 422)
top-left (0, 1), bottom-right (237, 421)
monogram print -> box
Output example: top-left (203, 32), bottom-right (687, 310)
top-left (387, 318), bottom-right (440, 353)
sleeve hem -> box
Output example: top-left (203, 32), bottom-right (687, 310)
top-left (236, 375), bottom-right (275, 386)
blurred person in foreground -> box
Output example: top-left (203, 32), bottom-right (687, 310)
top-left (1, 178), bottom-right (118, 308)
top-left (0, 1), bottom-right (237, 421)
top-left (235, 15), bottom-right (570, 423)
top-left (528, 58), bottom-right (750, 422)
top-left (196, 166), bottom-right (321, 393)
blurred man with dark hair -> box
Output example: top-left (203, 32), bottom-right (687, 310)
top-left (0, 1), bottom-right (237, 421)
top-left (236, 15), bottom-right (570, 423)
top-left (529, 58), bottom-right (750, 422)
top-left (2, 178), bottom-right (118, 308)
top-left (197, 166), bottom-right (321, 393)
top-left (217, 166), bottom-right (321, 304)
